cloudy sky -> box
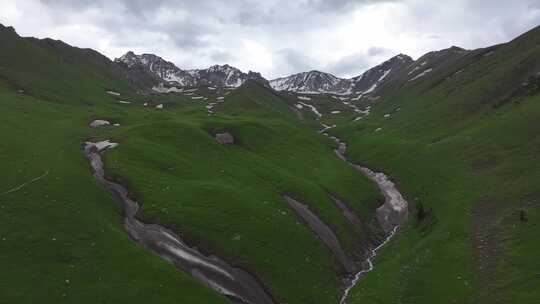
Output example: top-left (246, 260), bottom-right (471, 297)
top-left (1, 0), bottom-right (540, 79)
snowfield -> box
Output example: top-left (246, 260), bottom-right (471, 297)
top-left (409, 68), bottom-right (433, 82)
top-left (298, 102), bottom-right (322, 117)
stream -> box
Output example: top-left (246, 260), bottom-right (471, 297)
top-left (83, 141), bottom-right (275, 304)
top-left (83, 117), bottom-right (408, 304)
top-left (329, 136), bottom-right (408, 304)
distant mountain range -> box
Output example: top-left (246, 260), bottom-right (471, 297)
top-left (269, 54), bottom-right (413, 95)
top-left (115, 51), bottom-right (269, 89)
top-left (115, 51), bottom-right (418, 96)
top-left (0, 21), bottom-right (484, 98)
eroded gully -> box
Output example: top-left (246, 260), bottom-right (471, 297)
top-left (84, 141), bottom-right (275, 304)
top-left (84, 123), bottom-right (408, 304)
top-left (330, 135), bottom-right (408, 304)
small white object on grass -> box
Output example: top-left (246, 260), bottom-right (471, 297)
top-left (106, 90), bottom-right (120, 96)
top-left (89, 120), bottom-right (110, 128)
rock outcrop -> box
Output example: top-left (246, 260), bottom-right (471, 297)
top-left (89, 120), bottom-right (111, 128)
top-left (215, 132), bottom-right (234, 145)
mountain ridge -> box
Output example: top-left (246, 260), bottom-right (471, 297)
top-left (115, 51), bottom-right (270, 89)
top-left (114, 49), bottom-right (418, 96)
top-left (268, 54), bottom-right (414, 95)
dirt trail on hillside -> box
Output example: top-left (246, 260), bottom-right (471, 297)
top-left (84, 142), bottom-right (275, 304)
top-left (1, 170), bottom-right (49, 196)
top-left (471, 200), bottom-right (502, 303)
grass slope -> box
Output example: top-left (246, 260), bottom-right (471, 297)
top-left (0, 85), bottom-right (230, 304)
top-left (333, 25), bottom-right (540, 304)
top-left (0, 27), bottom-right (383, 303)
top-left (95, 82), bottom-right (382, 303)
top-left (0, 24), bottom-right (134, 105)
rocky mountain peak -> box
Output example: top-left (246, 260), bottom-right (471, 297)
top-left (269, 70), bottom-right (350, 94)
top-left (270, 54), bottom-right (413, 95)
top-left (351, 53), bottom-right (414, 93)
top-left (115, 51), bottom-right (268, 89)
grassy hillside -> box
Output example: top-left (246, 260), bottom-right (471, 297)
top-left (0, 25), bottom-right (384, 304)
top-left (0, 82), bottom-right (383, 303)
top-left (0, 84), bottom-right (231, 304)
top-left (0, 24), bottom-right (136, 105)
top-left (2, 19), bottom-right (539, 304)
top-left (333, 25), bottom-right (540, 304)
top-left (94, 82), bottom-right (383, 303)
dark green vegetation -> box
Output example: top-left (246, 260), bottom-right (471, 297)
top-left (1, 21), bottom-right (540, 304)
top-left (0, 24), bottom-right (382, 304)
top-left (330, 26), bottom-right (540, 304)
top-left (0, 86), bottom-right (233, 304)
top-left (96, 81), bottom-right (383, 303)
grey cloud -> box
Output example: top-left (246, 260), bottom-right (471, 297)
top-left (326, 53), bottom-right (371, 78)
top-left (367, 47), bottom-right (391, 57)
top-left (275, 48), bottom-right (316, 75)
top-left (235, 9), bottom-right (276, 26)
top-left (210, 50), bottom-right (236, 63)
top-left (169, 28), bottom-right (212, 50)
top-left (6, 0), bottom-right (540, 79)
top-left (304, 0), bottom-right (398, 13)
top-left (39, 0), bottom-right (166, 14)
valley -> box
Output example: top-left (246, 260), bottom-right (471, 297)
top-left (1, 20), bottom-right (539, 304)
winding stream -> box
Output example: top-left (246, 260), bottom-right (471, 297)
top-left (330, 136), bottom-right (408, 304)
top-left (339, 226), bottom-right (398, 304)
top-left (84, 141), bottom-right (275, 304)
top-left (84, 112), bottom-right (407, 304)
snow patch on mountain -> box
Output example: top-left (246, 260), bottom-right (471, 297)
top-left (298, 102), bottom-right (322, 117)
top-left (116, 52), bottom-right (269, 89)
top-left (271, 54), bottom-right (413, 95)
top-left (409, 68), bottom-right (433, 82)
top-left (270, 70), bottom-right (353, 95)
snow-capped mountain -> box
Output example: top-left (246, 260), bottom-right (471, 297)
top-left (404, 46), bottom-right (469, 83)
top-left (187, 64), bottom-right (269, 88)
top-left (115, 51), bottom-right (269, 88)
top-left (351, 54), bottom-right (413, 93)
top-left (269, 70), bottom-right (353, 95)
top-left (115, 50), bottom-right (414, 95)
top-left (270, 54), bottom-right (413, 95)
top-left (115, 51), bottom-right (194, 87)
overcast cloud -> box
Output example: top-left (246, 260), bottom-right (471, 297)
top-left (1, 0), bottom-right (539, 78)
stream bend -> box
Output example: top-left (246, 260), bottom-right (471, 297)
top-left (84, 141), bottom-right (275, 304)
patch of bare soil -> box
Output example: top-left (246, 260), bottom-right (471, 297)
top-left (471, 199), bottom-right (503, 303)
